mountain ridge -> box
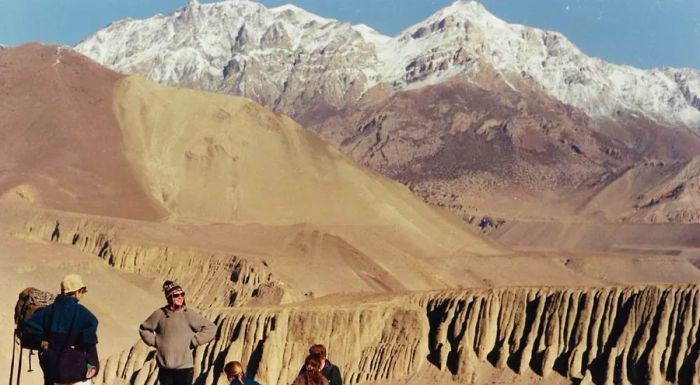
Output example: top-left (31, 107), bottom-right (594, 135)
top-left (76, 0), bottom-right (700, 131)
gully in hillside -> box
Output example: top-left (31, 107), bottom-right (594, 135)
top-left (139, 280), bottom-right (217, 385)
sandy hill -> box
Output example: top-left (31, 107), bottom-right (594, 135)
top-left (0, 43), bottom-right (166, 220)
top-left (112, 73), bottom-right (503, 257)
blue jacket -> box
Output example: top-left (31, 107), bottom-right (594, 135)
top-left (231, 377), bottom-right (261, 385)
top-left (24, 295), bottom-right (98, 346)
top-left (23, 295), bottom-right (99, 382)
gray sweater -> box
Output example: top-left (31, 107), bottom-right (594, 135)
top-left (139, 306), bottom-right (216, 369)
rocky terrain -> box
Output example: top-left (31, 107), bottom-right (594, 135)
top-left (75, 0), bottom-right (700, 225)
top-left (104, 285), bottom-right (699, 385)
top-left (3, 43), bottom-right (700, 385)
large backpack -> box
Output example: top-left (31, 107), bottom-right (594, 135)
top-left (14, 287), bottom-right (55, 349)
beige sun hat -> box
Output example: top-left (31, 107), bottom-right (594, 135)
top-left (61, 274), bottom-right (87, 294)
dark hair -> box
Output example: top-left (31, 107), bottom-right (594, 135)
top-left (303, 355), bottom-right (324, 385)
top-left (309, 344), bottom-right (327, 359)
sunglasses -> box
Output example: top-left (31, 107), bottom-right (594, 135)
top-left (171, 292), bottom-right (185, 299)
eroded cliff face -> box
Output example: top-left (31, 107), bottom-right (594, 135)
top-left (93, 286), bottom-right (700, 385)
top-left (422, 287), bottom-right (700, 385)
top-left (17, 217), bottom-right (282, 309)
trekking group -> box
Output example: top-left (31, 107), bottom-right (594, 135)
top-left (14, 274), bottom-right (343, 385)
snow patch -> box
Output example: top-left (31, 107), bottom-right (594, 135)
top-left (353, 24), bottom-right (390, 47)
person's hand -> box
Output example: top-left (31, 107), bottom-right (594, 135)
top-left (86, 363), bottom-right (98, 379)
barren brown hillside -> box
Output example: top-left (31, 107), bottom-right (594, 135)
top-left (578, 157), bottom-right (700, 223)
top-left (0, 43), bottom-right (166, 220)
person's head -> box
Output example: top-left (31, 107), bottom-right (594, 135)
top-left (163, 280), bottom-right (186, 309)
top-left (304, 355), bottom-right (322, 373)
top-left (303, 355), bottom-right (325, 385)
top-left (309, 344), bottom-right (327, 366)
top-left (223, 361), bottom-right (244, 383)
top-left (61, 274), bottom-right (88, 300)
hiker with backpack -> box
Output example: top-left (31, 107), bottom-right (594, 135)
top-left (139, 280), bottom-right (216, 385)
top-left (223, 361), bottom-right (261, 385)
top-left (22, 274), bottom-right (99, 385)
top-left (297, 345), bottom-right (342, 385)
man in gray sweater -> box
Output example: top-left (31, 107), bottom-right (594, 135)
top-left (139, 280), bottom-right (216, 385)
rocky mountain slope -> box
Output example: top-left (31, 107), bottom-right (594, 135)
top-left (75, 0), bottom-right (700, 225)
top-left (579, 157), bottom-right (700, 223)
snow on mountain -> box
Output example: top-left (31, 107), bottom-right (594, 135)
top-left (387, 1), bottom-right (700, 129)
top-left (663, 68), bottom-right (700, 113)
top-left (78, 0), bottom-right (384, 114)
top-left (75, 0), bottom-right (700, 132)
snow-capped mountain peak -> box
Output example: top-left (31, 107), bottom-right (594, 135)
top-left (431, 1), bottom-right (493, 21)
top-left (381, 0), bottom-right (700, 129)
top-left (75, 0), bottom-right (700, 132)
top-left (269, 3), bottom-right (333, 26)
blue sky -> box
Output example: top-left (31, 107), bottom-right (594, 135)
top-left (1, 0), bottom-right (698, 70)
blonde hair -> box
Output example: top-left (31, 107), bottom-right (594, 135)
top-left (224, 361), bottom-right (244, 383)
